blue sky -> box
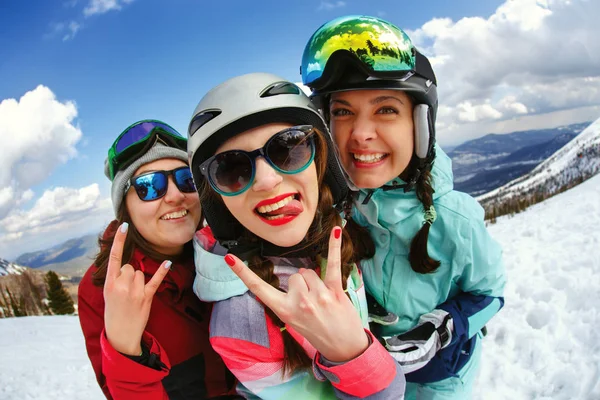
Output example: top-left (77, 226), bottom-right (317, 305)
top-left (1, 0), bottom-right (599, 259)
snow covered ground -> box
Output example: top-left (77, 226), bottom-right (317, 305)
top-left (473, 173), bottom-right (600, 400)
top-left (0, 315), bottom-right (105, 400)
top-left (1, 174), bottom-right (600, 400)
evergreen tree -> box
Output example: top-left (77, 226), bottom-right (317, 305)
top-left (0, 286), bottom-right (12, 317)
top-left (45, 271), bottom-right (75, 315)
top-left (6, 288), bottom-right (25, 317)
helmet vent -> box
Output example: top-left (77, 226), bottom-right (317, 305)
top-left (188, 109), bottom-right (222, 137)
top-left (260, 82), bottom-right (301, 98)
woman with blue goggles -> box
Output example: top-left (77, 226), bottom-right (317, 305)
top-left (78, 120), bottom-right (240, 399)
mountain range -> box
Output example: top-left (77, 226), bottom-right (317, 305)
top-left (0, 258), bottom-right (27, 276)
top-left (478, 117), bottom-right (600, 213)
top-left (448, 122), bottom-right (590, 196)
top-left (15, 233), bottom-right (99, 277)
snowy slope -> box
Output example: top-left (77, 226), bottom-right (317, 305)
top-left (1, 175), bottom-right (600, 399)
top-left (478, 117), bottom-right (600, 205)
top-left (0, 258), bottom-right (27, 276)
top-left (0, 316), bottom-right (104, 400)
top-left (473, 173), bottom-right (600, 400)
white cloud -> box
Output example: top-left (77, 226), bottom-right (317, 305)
top-left (297, 82), bottom-right (311, 96)
top-left (457, 101), bottom-right (503, 123)
top-left (498, 96), bottom-right (528, 115)
top-left (405, 0), bottom-right (600, 144)
top-left (0, 188), bottom-right (13, 219)
top-left (45, 20), bottom-right (82, 41)
top-left (0, 85), bottom-right (82, 219)
top-left (0, 185), bottom-right (113, 259)
top-left (48, 0), bottom-right (133, 41)
top-left (0, 184), bottom-right (108, 234)
top-left (440, 105), bottom-right (600, 146)
top-left (83, 0), bottom-right (135, 17)
top-left (62, 21), bottom-right (81, 41)
top-left (0, 87), bottom-right (113, 259)
top-left (318, 1), bottom-right (346, 11)
top-left (20, 190), bottom-right (34, 203)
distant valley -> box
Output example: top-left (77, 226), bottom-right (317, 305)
top-left (14, 233), bottom-right (99, 278)
top-left (478, 118), bottom-right (600, 217)
top-left (448, 122), bottom-right (590, 196)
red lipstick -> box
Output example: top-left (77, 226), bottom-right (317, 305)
top-left (254, 192), bottom-right (297, 209)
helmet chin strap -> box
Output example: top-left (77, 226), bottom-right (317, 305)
top-left (221, 222), bottom-right (324, 261)
top-left (222, 238), bottom-right (321, 261)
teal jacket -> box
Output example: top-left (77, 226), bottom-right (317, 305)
top-left (352, 145), bottom-right (506, 383)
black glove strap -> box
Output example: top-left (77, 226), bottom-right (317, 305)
top-left (122, 342), bottom-right (168, 371)
top-left (437, 314), bottom-right (452, 346)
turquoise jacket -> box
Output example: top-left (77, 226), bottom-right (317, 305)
top-left (352, 145), bottom-right (506, 384)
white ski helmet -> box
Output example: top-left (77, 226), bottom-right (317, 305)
top-left (187, 72), bottom-right (349, 256)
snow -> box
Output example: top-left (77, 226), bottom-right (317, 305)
top-left (473, 173), bottom-right (600, 400)
top-left (0, 258), bottom-right (26, 276)
top-left (1, 174), bottom-right (600, 399)
top-left (451, 152), bottom-right (510, 166)
top-left (0, 316), bottom-right (104, 400)
top-left (454, 173), bottom-right (477, 183)
top-left (479, 117), bottom-right (600, 202)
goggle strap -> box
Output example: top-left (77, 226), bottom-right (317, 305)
top-left (113, 132), bottom-right (186, 178)
top-left (414, 50), bottom-right (437, 86)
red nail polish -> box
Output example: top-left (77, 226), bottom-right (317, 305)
top-left (225, 254), bottom-right (235, 267)
top-left (334, 227), bottom-right (341, 239)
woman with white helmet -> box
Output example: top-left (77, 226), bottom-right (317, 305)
top-left (187, 72), bottom-right (406, 399)
top-left (301, 15), bottom-right (507, 400)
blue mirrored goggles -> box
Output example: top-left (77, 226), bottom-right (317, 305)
top-left (125, 167), bottom-right (196, 201)
top-left (108, 120), bottom-right (187, 180)
top-left (199, 125), bottom-right (316, 196)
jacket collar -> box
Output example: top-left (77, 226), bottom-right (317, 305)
top-left (132, 248), bottom-right (194, 302)
top-left (356, 144), bottom-right (455, 205)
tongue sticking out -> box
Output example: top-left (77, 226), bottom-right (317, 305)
top-left (261, 199), bottom-right (304, 217)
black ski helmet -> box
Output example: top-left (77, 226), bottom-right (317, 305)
top-left (301, 15), bottom-right (439, 188)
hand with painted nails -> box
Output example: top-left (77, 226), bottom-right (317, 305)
top-left (225, 226), bottom-right (369, 363)
top-left (103, 222), bottom-right (172, 356)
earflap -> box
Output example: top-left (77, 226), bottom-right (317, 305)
top-left (321, 130), bottom-right (350, 204)
top-left (414, 104), bottom-right (430, 159)
top-left (200, 193), bottom-right (246, 254)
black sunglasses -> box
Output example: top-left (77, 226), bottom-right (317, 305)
top-left (199, 125), bottom-right (316, 196)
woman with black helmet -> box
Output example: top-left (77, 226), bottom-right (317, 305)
top-left (301, 15), bottom-right (507, 400)
top-left (187, 72), bottom-right (405, 399)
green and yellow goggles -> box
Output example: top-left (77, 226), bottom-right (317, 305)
top-left (301, 15), bottom-right (434, 91)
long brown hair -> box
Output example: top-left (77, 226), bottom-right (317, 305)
top-left (405, 160), bottom-right (440, 274)
top-left (92, 199), bottom-right (195, 287)
top-left (198, 127), bottom-right (374, 376)
top-left (326, 93), bottom-right (440, 274)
